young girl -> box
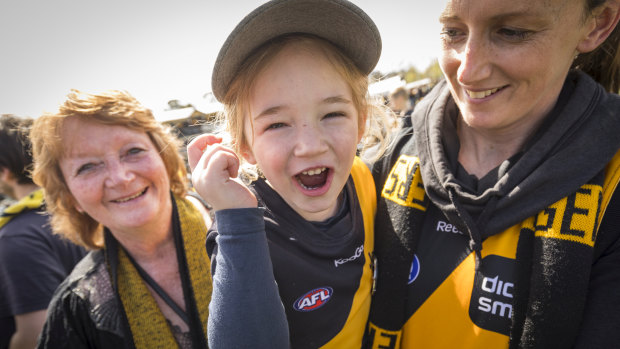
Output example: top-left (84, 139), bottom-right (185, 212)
top-left (187, 0), bottom-right (389, 347)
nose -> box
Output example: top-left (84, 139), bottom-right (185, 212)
top-left (293, 122), bottom-right (328, 157)
top-left (104, 159), bottom-right (134, 187)
top-left (456, 35), bottom-right (492, 85)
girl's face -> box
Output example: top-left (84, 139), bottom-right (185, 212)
top-left (439, 0), bottom-right (595, 133)
top-left (242, 42), bottom-right (363, 222)
top-left (59, 117), bottom-right (172, 236)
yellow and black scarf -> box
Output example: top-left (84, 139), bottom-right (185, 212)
top-left (368, 71), bottom-right (620, 348)
top-left (0, 189), bottom-right (44, 229)
top-left (105, 194), bottom-right (212, 349)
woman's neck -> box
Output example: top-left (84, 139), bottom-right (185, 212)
top-left (456, 117), bottom-right (535, 178)
top-left (117, 225), bottom-right (175, 263)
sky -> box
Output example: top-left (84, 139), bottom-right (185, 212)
top-left (0, 0), bottom-right (445, 117)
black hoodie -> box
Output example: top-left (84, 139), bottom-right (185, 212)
top-left (368, 70), bottom-right (620, 348)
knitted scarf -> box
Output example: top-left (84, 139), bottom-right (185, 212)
top-left (106, 194), bottom-right (212, 349)
top-left (0, 188), bottom-right (44, 229)
top-left (368, 71), bottom-right (620, 348)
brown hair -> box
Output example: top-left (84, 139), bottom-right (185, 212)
top-left (219, 34), bottom-right (391, 180)
top-left (573, 0), bottom-right (620, 92)
top-left (0, 115), bottom-right (34, 185)
top-left (30, 90), bottom-right (187, 249)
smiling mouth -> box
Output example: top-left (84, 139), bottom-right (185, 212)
top-left (465, 87), bottom-right (504, 99)
top-left (295, 167), bottom-right (328, 190)
top-left (112, 188), bottom-right (147, 203)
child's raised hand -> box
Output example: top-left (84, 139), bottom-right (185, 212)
top-left (187, 134), bottom-right (257, 211)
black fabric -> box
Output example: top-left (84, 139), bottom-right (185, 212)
top-left (0, 315), bottom-right (15, 349)
top-left (369, 70), bottom-right (620, 347)
top-left (36, 250), bottom-right (129, 349)
top-left (37, 194), bottom-right (208, 349)
top-left (368, 124), bottom-right (425, 331)
top-left (310, 190), bottom-right (348, 231)
top-left (574, 188), bottom-right (620, 348)
top-left (0, 208), bottom-right (86, 347)
top-left (207, 176), bottom-right (370, 349)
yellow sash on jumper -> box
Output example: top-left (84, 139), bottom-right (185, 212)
top-left (322, 156), bottom-right (377, 348)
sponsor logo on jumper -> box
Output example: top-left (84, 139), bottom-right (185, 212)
top-left (293, 287), bottom-right (333, 312)
top-left (334, 245), bottom-right (364, 267)
top-left (436, 220), bottom-right (464, 235)
top-left (469, 255), bottom-right (515, 335)
top-left (381, 155), bottom-right (428, 210)
top-left (407, 254), bottom-right (420, 284)
top-left (477, 275), bottom-right (514, 318)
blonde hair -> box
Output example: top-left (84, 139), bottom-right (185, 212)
top-left (30, 89), bottom-right (187, 250)
top-left (218, 34), bottom-right (392, 180)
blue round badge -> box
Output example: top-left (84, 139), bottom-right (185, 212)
top-left (408, 255), bottom-right (420, 284)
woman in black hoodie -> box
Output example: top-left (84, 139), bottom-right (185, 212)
top-left (367, 0), bottom-right (620, 348)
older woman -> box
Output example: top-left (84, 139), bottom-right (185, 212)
top-left (368, 0), bottom-right (620, 348)
top-left (31, 90), bottom-right (212, 349)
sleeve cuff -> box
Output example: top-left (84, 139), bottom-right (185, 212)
top-left (215, 208), bottom-right (264, 236)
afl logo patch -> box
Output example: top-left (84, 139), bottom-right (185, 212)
top-left (293, 287), bottom-right (333, 312)
top-left (408, 254), bottom-right (420, 284)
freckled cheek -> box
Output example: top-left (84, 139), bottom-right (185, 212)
top-left (258, 148), bottom-right (287, 176)
top-left (253, 137), bottom-right (285, 158)
top-left (68, 180), bottom-right (101, 207)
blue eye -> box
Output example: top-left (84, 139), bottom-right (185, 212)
top-left (266, 122), bottom-right (286, 131)
top-left (127, 147), bottom-right (144, 155)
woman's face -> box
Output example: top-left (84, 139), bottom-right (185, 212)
top-left (439, 0), bottom-right (593, 132)
top-left (59, 117), bottom-right (171, 235)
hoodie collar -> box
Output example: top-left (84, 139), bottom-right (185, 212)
top-left (412, 70), bottom-right (620, 246)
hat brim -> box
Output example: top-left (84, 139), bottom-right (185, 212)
top-left (211, 0), bottom-right (382, 102)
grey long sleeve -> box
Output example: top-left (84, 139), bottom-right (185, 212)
top-left (207, 208), bottom-right (290, 349)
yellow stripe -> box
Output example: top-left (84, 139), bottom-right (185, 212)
top-left (599, 149), bottom-right (620, 228)
top-left (321, 157), bottom-right (376, 348)
top-left (381, 155), bottom-right (426, 211)
top-left (401, 252), bottom-right (508, 348)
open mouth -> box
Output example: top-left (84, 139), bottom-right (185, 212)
top-left (295, 167), bottom-right (329, 190)
top-left (465, 86), bottom-right (506, 99)
top-left (112, 188), bottom-right (147, 203)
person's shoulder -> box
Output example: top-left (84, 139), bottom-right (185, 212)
top-left (0, 208), bottom-right (49, 238)
top-left (54, 250), bottom-right (106, 298)
top-left (599, 89), bottom-right (620, 115)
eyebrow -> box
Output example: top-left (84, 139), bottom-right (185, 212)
top-left (253, 95), bottom-right (352, 120)
top-left (439, 8), bottom-right (539, 23)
